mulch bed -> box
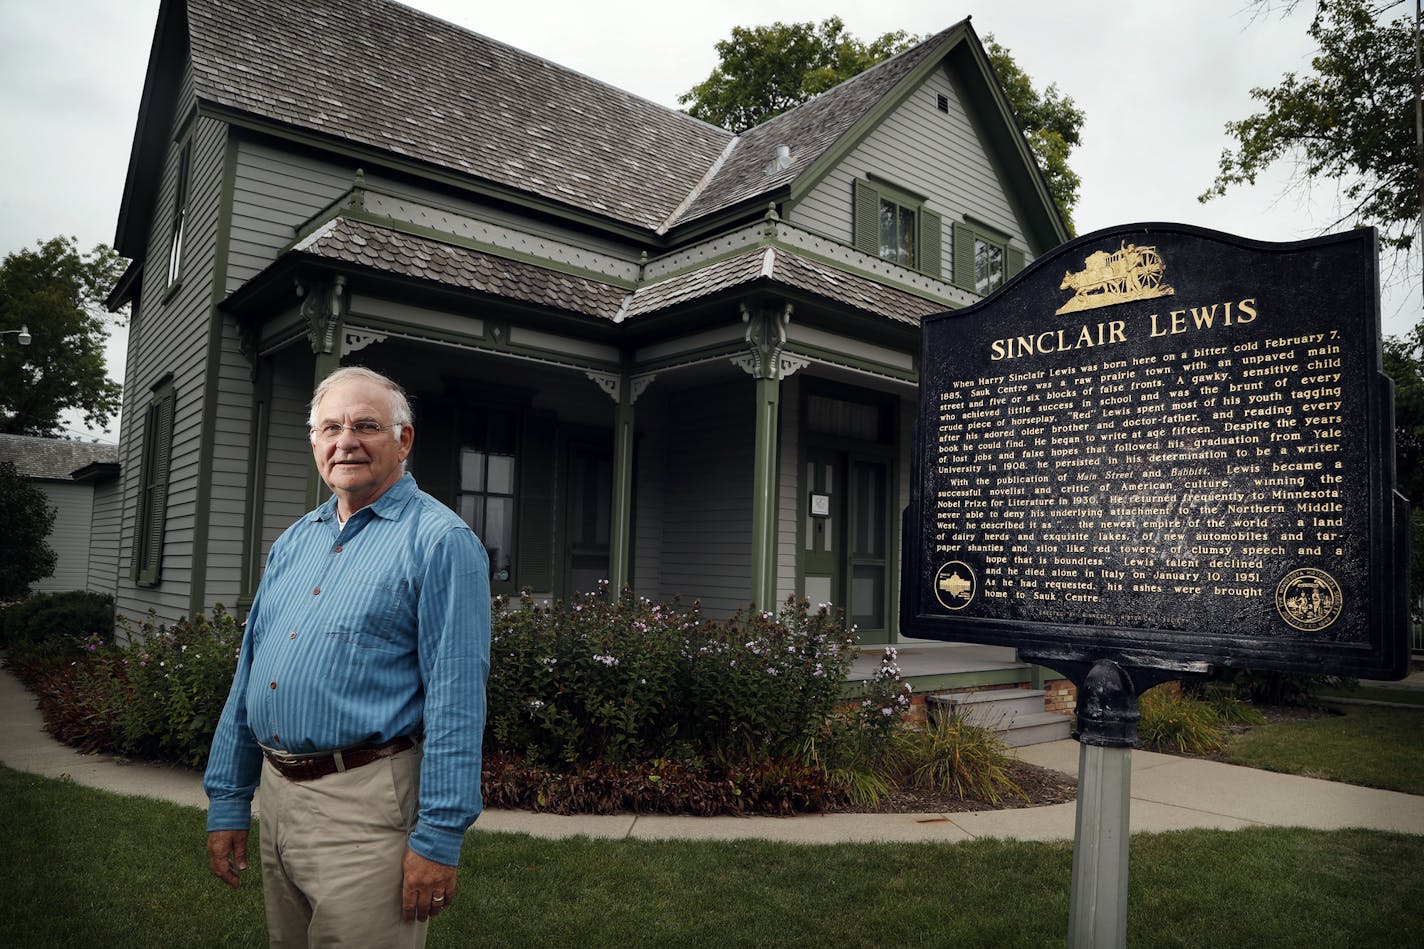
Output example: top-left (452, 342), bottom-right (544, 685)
top-left (831, 760), bottom-right (1078, 814)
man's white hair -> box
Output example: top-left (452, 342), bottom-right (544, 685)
top-left (307, 366), bottom-right (414, 440)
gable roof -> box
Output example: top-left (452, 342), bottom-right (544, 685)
top-left (186, 0), bottom-right (731, 232)
top-left (119, 0), bottom-right (1064, 258)
top-left (667, 25), bottom-right (964, 231)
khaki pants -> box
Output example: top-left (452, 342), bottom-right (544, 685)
top-left (258, 747), bottom-right (428, 949)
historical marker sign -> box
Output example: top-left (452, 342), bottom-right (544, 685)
top-left (901, 224), bottom-right (1409, 679)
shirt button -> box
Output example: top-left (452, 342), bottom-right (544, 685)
top-left (312, 587), bottom-right (320, 595)
top-left (289, 631), bottom-right (297, 640)
top-left (269, 681), bottom-right (277, 690)
top-left (333, 545), bottom-right (343, 553)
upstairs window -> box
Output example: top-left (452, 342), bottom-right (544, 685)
top-left (853, 178), bottom-right (942, 278)
top-left (134, 378), bottom-right (176, 586)
top-left (952, 220), bottom-right (1026, 297)
top-left (878, 197), bottom-right (916, 267)
top-left (166, 140), bottom-right (192, 291)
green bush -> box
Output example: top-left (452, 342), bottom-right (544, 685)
top-left (486, 589), bottom-right (855, 768)
top-left (29, 605), bottom-right (243, 769)
top-left (1203, 669), bottom-right (1352, 707)
top-left (1139, 684), bottom-right (1230, 755)
top-left (115, 607), bottom-right (244, 768)
top-left (0, 590), bottom-right (115, 665)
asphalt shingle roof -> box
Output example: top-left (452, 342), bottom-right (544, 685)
top-left (669, 28), bottom-right (960, 229)
top-left (0, 434), bottom-right (118, 480)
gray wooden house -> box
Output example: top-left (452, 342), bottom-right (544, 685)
top-left (109, 0), bottom-right (1067, 646)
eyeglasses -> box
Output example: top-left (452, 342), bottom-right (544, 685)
top-left (310, 421), bottom-right (399, 441)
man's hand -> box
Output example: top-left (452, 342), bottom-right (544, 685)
top-left (206, 830), bottom-right (250, 889)
top-left (401, 847), bottom-right (458, 922)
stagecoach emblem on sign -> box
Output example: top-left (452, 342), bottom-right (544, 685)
top-left (1055, 241), bottom-right (1176, 314)
top-left (933, 561), bottom-right (976, 611)
top-left (1274, 568), bottom-right (1343, 632)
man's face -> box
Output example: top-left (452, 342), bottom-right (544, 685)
top-left (310, 378), bottom-right (414, 514)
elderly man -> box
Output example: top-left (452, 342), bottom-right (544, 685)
top-left (204, 366), bottom-right (490, 948)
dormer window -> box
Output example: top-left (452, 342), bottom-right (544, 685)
top-left (853, 178), bottom-right (942, 278)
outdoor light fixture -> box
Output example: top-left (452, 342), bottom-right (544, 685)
top-left (0, 325), bottom-right (31, 345)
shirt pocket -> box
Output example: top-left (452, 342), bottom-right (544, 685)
top-left (325, 574), bottom-right (409, 652)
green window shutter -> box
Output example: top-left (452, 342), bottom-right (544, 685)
top-left (1007, 246), bottom-right (1026, 278)
top-left (951, 222), bottom-right (976, 292)
top-left (135, 384), bottom-right (175, 586)
top-left (852, 179), bottom-right (880, 256)
top-left (918, 209), bottom-right (943, 279)
top-left (516, 411), bottom-right (558, 593)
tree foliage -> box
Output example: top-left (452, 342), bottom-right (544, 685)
top-left (0, 461), bottom-right (58, 600)
top-left (679, 17), bottom-right (920, 134)
top-left (1201, 0), bottom-right (1420, 257)
top-left (983, 34), bottom-right (1084, 234)
top-left (0, 236), bottom-right (126, 437)
top-left (1383, 319), bottom-right (1424, 603)
top-left (679, 19), bottom-right (1083, 231)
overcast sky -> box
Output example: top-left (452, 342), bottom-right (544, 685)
top-left (2, 0), bottom-right (1418, 440)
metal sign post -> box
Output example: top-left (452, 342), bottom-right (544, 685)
top-left (1064, 659), bottom-right (1142, 949)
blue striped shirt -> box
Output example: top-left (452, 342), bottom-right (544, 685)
top-left (204, 473), bottom-right (490, 866)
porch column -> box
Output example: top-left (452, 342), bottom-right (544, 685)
top-left (609, 377), bottom-right (635, 594)
top-left (300, 276), bottom-right (347, 509)
top-left (587, 371), bottom-right (655, 596)
top-left (733, 303), bottom-right (807, 610)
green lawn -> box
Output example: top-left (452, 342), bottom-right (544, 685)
top-left (2, 766), bottom-right (1422, 948)
top-left (1222, 704), bottom-right (1424, 795)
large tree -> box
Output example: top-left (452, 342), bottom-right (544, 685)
top-left (1383, 319), bottom-right (1424, 604)
top-left (1200, 0), bottom-right (1419, 260)
top-left (0, 461), bottom-right (57, 600)
top-left (679, 19), bottom-right (1083, 231)
top-left (0, 236), bottom-right (125, 437)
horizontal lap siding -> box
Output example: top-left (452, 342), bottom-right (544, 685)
top-left (228, 142), bottom-right (640, 290)
top-left (259, 349), bottom-right (317, 574)
top-left (776, 376), bottom-right (799, 606)
top-left (658, 383), bottom-right (753, 617)
top-left (203, 312), bottom-right (256, 611)
top-left (114, 86), bottom-right (228, 624)
top-left (793, 68), bottom-right (1030, 280)
top-left (87, 477), bottom-right (122, 598)
top-left (228, 144), bottom-right (352, 287)
top-left (632, 426), bottom-right (665, 598)
top-left (33, 482), bottom-right (94, 594)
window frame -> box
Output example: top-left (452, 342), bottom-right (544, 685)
top-left (852, 177), bottom-right (943, 278)
top-left (952, 219), bottom-right (1026, 296)
top-left (133, 377), bottom-right (176, 587)
top-left (164, 138), bottom-right (192, 296)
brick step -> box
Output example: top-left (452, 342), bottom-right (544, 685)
top-left (925, 689), bottom-right (1073, 747)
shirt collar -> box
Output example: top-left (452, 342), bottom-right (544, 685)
top-left (308, 472), bottom-right (418, 524)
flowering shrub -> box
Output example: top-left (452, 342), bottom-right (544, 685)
top-left (486, 589), bottom-right (855, 769)
top-left (30, 606), bottom-right (243, 769)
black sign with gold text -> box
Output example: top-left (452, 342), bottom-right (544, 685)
top-left (901, 224), bottom-right (1409, 679)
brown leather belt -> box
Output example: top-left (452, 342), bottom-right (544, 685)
top-left (262, 736), bottom-right (416, 782)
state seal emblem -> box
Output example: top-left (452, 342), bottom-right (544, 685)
top-left (933, 561), bottom-right (976, 611)
top-left (1275, 568), bottom-right (1343, 632)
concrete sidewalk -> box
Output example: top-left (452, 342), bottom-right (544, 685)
top-left (4, 667), bottom-right (1422, 845)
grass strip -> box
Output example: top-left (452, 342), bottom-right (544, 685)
top-left (1223, 705), bottom-right (1424, 795)
top-left (2, 765), bottom-right (1421, 948)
